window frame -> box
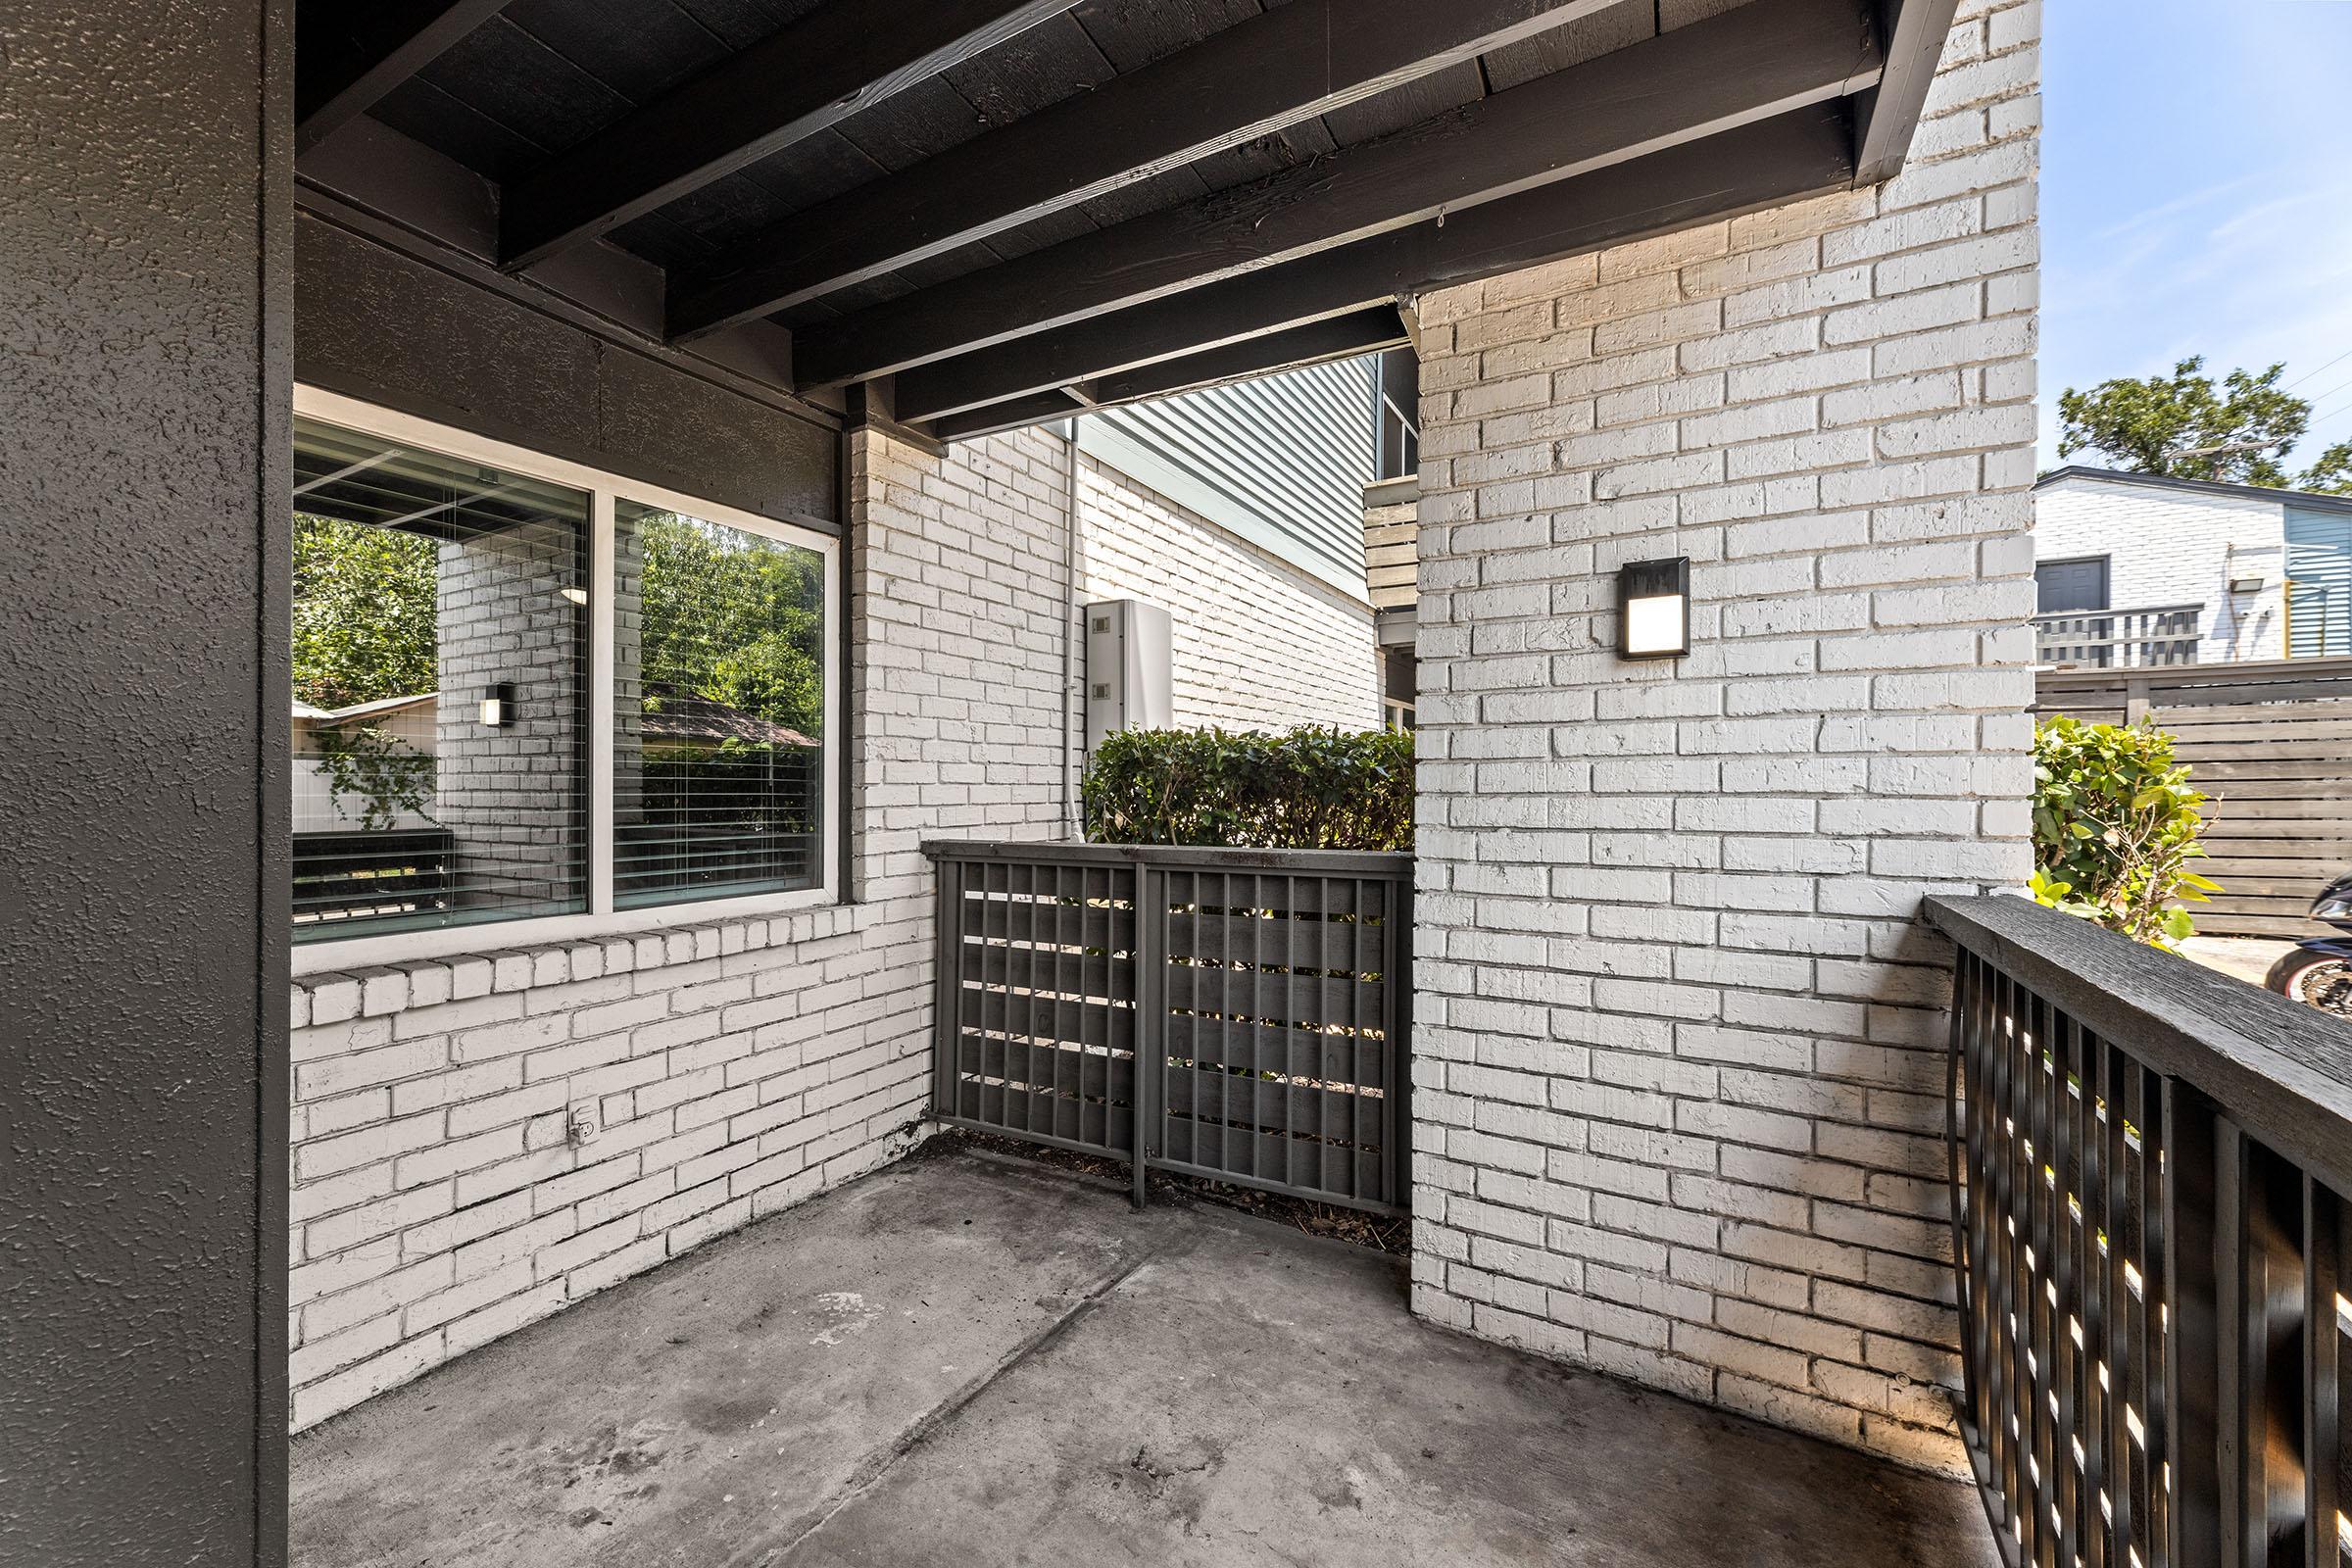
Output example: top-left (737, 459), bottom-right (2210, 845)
top-left (292, 385), bottom-right (842, 976)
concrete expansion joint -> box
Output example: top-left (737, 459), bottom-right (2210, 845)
top-left (723, 1246), bottom-right (1167, 1566)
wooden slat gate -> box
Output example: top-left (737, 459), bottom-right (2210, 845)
top-left (2037, 658), bottom-right (2352, 938)
top-left (923, 841), bottom-right (1412, 1216)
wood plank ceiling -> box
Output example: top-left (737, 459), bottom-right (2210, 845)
top-left (293, 0), bottom-right (1956, 446)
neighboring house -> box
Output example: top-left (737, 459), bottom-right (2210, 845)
top-left (2032, 466), bottom-right (2352, 665)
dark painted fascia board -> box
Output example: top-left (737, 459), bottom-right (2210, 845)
top-left (294, 123), bottom-right (842, 433)
top-left (2034, 466), bottom-right (2352, 516)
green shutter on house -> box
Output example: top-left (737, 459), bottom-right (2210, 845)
top-left (2286, 507), bottom-right (2352, 659)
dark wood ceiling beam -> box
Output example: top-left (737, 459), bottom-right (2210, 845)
top-left (1853, 0), bottom-right (1963, 184)
top-left (295, 0), bottom-right (513, 154)
top-left (926, 308), bottom-right (1413, 442)
top-left (892, 104), bottom-right (1858, 424)
top-left (924, 390), bottom-right (1095, 444)
top-left (498, 0), bottom-right (1082, 270)
top-left (666, 0), bottom-right (1628, 342)
top-left (798, 0), bottom-right (1884, 390)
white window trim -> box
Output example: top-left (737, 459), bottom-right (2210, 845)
top-left (291, 384), bottom-right (842, 977)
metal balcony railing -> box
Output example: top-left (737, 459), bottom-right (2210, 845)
top-left (2034, 605), bottom-right (2204, 669)
top-left (1929, 894), bottom-right (2352, 1568)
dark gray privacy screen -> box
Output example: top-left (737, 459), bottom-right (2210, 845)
top-left (926, 842), bottom-right (1413, 1215)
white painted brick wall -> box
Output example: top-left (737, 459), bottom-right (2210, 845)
top-left (2034, 473), bottom-right (2286, 662)
top-left (1407, 0), bottom-right (2040, 1475)
top-left (285, 426), bottom-right (1378, 1429)
top-left (1077, 451), bottom-right (1381, 732)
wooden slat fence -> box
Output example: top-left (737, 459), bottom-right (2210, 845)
top-left (2036, 659), bottom-right (2352, 938)
top-left (923, 841), bottom-right (1412, 1215)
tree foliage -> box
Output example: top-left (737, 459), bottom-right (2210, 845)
top-left (290, 509), bottom-right (827, 732)
top-left (2055, 356), bottom-right (2348, 490)
top-left (292, 513), bottom-right (438, 709)
top-left (2300, 439), bottom-right (2352, 497)
top-left (636, 513), bottom-right (826, 737)
top-left (1081, 725), bottom-right (1413, 851)
top-left (2030, 716), bottom-right (2218, 950)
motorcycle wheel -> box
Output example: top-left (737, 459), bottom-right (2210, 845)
top-left (2265, 951), bottom-right (2352, 1017)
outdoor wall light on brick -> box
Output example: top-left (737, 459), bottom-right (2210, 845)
top-left (479, 681), bottom-right (516, 727)
top-left (1617, 557), bottom-right (1690, 660)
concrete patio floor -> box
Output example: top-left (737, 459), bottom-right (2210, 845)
top-left (292, 1143), bottom-right (1998, 1567)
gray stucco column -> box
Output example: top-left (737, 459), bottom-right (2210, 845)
top-left (1, 3), bottom-right (290, 1563)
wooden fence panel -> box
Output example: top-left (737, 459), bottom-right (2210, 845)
top-left (2037, 658), bottom-right (2352, 937)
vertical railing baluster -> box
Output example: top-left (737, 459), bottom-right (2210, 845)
top-left (2031, 990), bottom-right (2062, 1567)
top-left (1133, 857), bottom-right (1162, 1209)
top-left (2168, 1085), bottom-right (2222, 1568)
top-left (2109, 1040), bottom-right (2139, 1568)
top-left (2081, 1023), bottom-right (2112, 1568)
top-left (932, 855), bottom-right (963, 1121)
top-left (2308, 1178), bottom-right (2343, 1568)
top-left (2145, 1066), bottom-right (2177, 1567)
top-left (2230, 1138), bottom-right (2312, 1567)
top-left (1387, 870), bottom-right (1413, 1212)
top-left (1950, 953), bottom-right (1980, 1462)
top-left (2055, 1011), bottom-right (2087, 1568)
top-left (1998, 969), bottom-right (2033, 1551)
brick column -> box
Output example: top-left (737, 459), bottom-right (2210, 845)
top-left (1407, 0), bottom-right (2039, 1473)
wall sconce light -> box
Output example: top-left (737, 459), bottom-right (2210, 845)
top-left (2230, 575), bottom-right (2266, 594)
top-left (479, 682), bottom-right (516, 727)
top-left (560, 585), bottom-right (588, 607)
top-left (1618, 556), bottom-right (1690, 660)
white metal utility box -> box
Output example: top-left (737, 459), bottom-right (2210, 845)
top-left (1083, 599), bottom-right (1174, 750)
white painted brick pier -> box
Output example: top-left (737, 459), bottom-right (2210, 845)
top-left (1405, 0), bottom-right (2041, 1473)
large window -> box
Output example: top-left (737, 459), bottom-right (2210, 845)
top-left (291, 390), bottom-right (838, 957)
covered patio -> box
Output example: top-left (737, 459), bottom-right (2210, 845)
top-left (292, 1141), bottom-right (1994, 1566)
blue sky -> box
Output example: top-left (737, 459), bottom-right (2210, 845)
top-left (2041, 0), bottom-right (2352, 473)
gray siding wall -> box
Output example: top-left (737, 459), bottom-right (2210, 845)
top-left (1081, 356), bottom-right (1378, 598)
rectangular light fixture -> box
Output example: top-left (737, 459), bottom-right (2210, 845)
top-left (1618, 556), bottom-right (1690, 660)
top-left (2229, 575), bottom-right (2265, 594)
top-left (479, 681), bottom-right (516, 727)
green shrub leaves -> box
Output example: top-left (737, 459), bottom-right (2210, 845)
top-left (2032, 715), bottom-right (2218, 950)
top-left (1081, 726), bottom-right (1413, 850)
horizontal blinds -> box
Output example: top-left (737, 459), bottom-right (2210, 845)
top-left (292, 416), bottom-right (590, 939)
top-left (612, 502), bottom-right (826, 908)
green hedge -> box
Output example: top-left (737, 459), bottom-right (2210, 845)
top-left (1081, 725), bottom-right (1413, 851)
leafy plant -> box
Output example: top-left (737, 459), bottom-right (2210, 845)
top-left (1081, 726), bottom-right (1412, 851)
top-left (2030, 715), bottom-right (2219, 950)
top-left (313, 723), bottom-right (437, 832)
